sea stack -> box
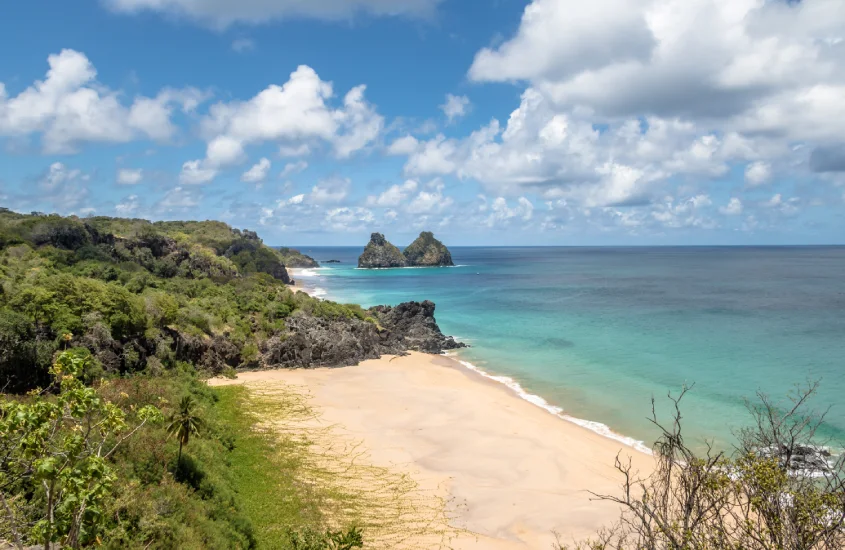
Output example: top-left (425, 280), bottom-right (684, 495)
top-left (403, 231), bottom-right (454, 267)
top-left (358, 233), bottom-right (407, 268)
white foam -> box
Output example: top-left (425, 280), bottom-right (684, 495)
top-left (354, 264), bottom-right (469, 270)
top-left (445, 353), bottom-right (653, 456)
top-left (296, 268), bottom-right (321, 277)
top-left (310, 287), bottom-right (328, 298)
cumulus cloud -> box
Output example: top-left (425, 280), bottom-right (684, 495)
top-left (156, 186), bottom-right (201, 212)
top-left (0, 49), bottom-right (205, 153)
top-left (115, 194), bottom-right (141, 216)
top-left (184, 65), bottom-right (383, 182)
top-left (482, 196), bottom-right (534, 227)
top-left (387, 135), bottom-right (419, 155)
top-left (440, 94), bottom-right (470, 122)
top-left (719, 197), bottom-right (743, 216)
top-left (366, 179), bottom-right (418, 207)
top-left (279, 160), bottom-right (308, 178)
top-left (241, 157), bottom-right (271, 183)
top-left (117, 168), bottom-right (143, 185)
top-left (34, 162), bottom-right (91, 210)
top-left (468, 0), bottom-right (845, 133)
top-left (745, 161), bottom-right (772, 187)
top-left (309, 176), bottom-right (350, 204)
top-left (104, 0), bottom-right (444, 28)
top-left (402, 89), bottom-right (747, 207)
top-left (324, 207), bottom-right (375, 232)
top-left (179, 160), bottom-right (217, 185)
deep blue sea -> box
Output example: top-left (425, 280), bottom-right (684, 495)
top-left (289, 246), bottom-right (845, 452)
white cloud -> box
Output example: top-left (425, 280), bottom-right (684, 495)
top-left (440, 94), bottom-right (470, 122)
top-left (40, 162), bottom-right (83, 191)
top-left (179, 160), bottom-right (217, 185)
top-left (232, 38), bottom-right (255, 53)
top-left (206, 135), bottom-right (246, 167)
top-left (279, 160), bottom-right (308, 178)
top-left (719, 197), bottom-right (743, 215)
top-left (366, 179), bottom-right (418, 207)
top-left (323, 207), bottom-right (375, 232)
top-left (483, 196), bottom-right (534, 227)
top-left (404, 134), bottom-right (458, 175)
top-left (115, 194), bottom-right (141, 215)
top-left (0, 49), bottom-right (205, 153)
top-left (195, 65), bottom-right (382, 172)
top-left (404, 89), bottom-right (743, 207)
top-left (278, 143), bottom-right (311, 157)
top-left (156, 186), bottom-right (201, 211)
top-left (406, 187), bottom-right (453, 214)
top-left (241, 157), bottom-right (271, 183)
top-left (104, 0), bottom-right (444, 27)
top-left (744, 161), bottom-right (772, 187)
top-left (309, 176), bottom-right (350, 204)
top-left (387, 135), bottom-right (419, 155)
top-left (117, 168), bottom-right (143, 185)
top-left (34, 162), bottom-right (91, 210)
top-left (467, 0), bottom-right (845, 147)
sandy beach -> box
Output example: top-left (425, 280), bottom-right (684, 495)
top-left (288, 267), bottom-right (322, 297)
top-left (210, 352), bottom-right (654, 548)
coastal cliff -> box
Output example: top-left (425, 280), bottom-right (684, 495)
top-left (403, 231), bottom-right (454, 267)
top-left (0, 210), bottom-right (465, 392)
top-left (358, 232), bottom-right (407, 268)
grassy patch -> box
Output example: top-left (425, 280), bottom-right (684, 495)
top-left (213, 385), bottom-right (323, 548)
top-left (215, 381), bottom-right (466, 549)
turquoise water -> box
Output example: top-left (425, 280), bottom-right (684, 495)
top-left (291, 246), bottom-right (845, 452)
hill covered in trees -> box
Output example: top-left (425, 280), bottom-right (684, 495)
top-left (0, 209), bottom-right (461, 394)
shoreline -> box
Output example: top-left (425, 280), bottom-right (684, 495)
top-left (210, 352), bottom-right (654, 548)
top-left (288, 264), bottom-right (654, 456)
top-left (288, 267), bottom-right (327, 298)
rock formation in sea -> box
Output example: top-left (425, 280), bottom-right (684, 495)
top-left (358, 232), bottom-right (407, 268)
top-left (260, 300), bottom-right (466, 368)
top-left (403, 231), bottom-right (454, 267)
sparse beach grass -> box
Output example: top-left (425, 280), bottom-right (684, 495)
top-left (214, 380), bottom-right (464, 549)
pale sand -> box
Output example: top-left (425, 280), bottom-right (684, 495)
top-left (210, 352), bottom-right (654, 549)
top-left (287, 267), bottom-right (318, 297)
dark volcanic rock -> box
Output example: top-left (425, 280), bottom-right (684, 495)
top-left (403, 231), bottom-right (454, 267)
top-left (370, 300), bottom-right (467, 354)
top-left (322, 259), bottom-right (342, 264)
top-left (258, 300), bottom-right (465, 369)
top-left (358, 233), bottom-right (407, 268)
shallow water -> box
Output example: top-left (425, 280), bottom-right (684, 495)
top-left (290, 246), bottom-right (845, 451)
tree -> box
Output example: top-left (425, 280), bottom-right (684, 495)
top-left (557, 383), bottom-right (845, 550)
top-left (166, 395), bottom-right (205, 466)
top-left (0, 349), bottom-right (162, 549)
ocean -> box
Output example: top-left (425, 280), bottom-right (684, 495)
top-left (290, 246), bottom-right (845, 452)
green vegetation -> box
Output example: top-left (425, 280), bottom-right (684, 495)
top-left (0, 209), bottom-right (367, 394)
top-left (0, 209), bottom-right (372, 548)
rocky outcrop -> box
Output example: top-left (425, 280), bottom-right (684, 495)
top-left (403, 232), bottom-right (454, 267)
top-left (258, 300), bottom-right (465, 369)
top-left (370, 300), bottom-right (466, 354)
top-left (358, 233), bottom-right (407, 268)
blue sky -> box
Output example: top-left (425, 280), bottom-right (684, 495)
top-left (0, 0), bottom-right (844, 246)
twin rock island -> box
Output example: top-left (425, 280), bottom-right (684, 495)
top-left (358, 231), bottom-right (454, 268)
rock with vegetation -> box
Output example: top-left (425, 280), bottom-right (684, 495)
top-left (403, 231), bottom-right (454, 267)
top-left (357, 232), bottom-right (407, 268)
top-left (0, 209), bottom-right (464, 392)
top-left (276, 246), bottom-right (319, 268)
